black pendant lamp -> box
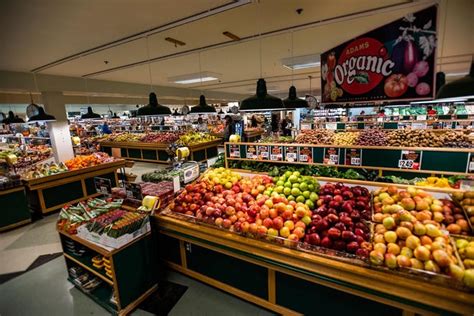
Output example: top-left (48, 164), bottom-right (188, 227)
top-left (28, 106), bottom-right (56, 122)
top-left (218, 108), bottom-right (225, 115)
top-left (240, 78), bottom-right (284, 112)
top-left (137, 92), bottom-right (172, 116)
top-left (81, 106), bottom-right (101, 119)
top-left (437, 59), bottom-right (474, 99)
top-left (283, 85), bottom-right (309, 109)
top-left (3, 111), bottom-right (25, 124)
top-left (172, 109), bottom-right (182, 116)
top-left (190, 95), bottom-right (216, 114)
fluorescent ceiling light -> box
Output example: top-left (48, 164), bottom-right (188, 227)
top-left (410, 96), bottom-right (473, 104)
top-left (445, 72), bottom-right (469, 77)
top-left (169, 72), bottom-right (220, 85)
top-left (282, 54), bottom-right (321, 70)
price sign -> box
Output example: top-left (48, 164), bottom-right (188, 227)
top-left (399, 150), bottom-right (421, 169)
top-left (207, 156), bottom-right (218, 168)
top-left (467, 153), bottom-right (474, 173)
top-left (398, 159), bottom-right (414, 168)
top-left (125, 181), bottom-right (142, 200)
top-left (298, 147), bottom-right (313, 163)
top-left (345, 148), bottom-right (362, 166)
top-left (94, 177), bottom-right (112, 195)
top-left (246, 145), bottom-right (257, 159)
top-left (257, 145), bottom-right (269, 160)
top-left (172, 175), bottom-right (181, 193)
top-left (324, 148), bottom-right (339, 165)
top-left (412, 122), bottom-right (427, 129)
top-left (416, 115), bottom-right (427, 121)
top-left (229, 144), bottom-right (240, 158)
top-left (285, 146), bottom-right (297, 162)
top-left (270, 146), bottom-right (283, 161)
top-left (301, 123), bottom-right (312, 130)
top-left (325, 123), bottom-right (337, 130)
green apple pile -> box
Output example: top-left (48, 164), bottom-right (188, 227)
top-left (454, 238), bottom-right (474, 288)
top-left (265, 171), bottom-right (319, 210)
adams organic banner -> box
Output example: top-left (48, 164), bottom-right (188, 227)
top-left (321, 5), bottom-right (437, 103)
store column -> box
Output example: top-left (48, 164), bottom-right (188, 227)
top-left (41, 91), bottom-right (74, 162)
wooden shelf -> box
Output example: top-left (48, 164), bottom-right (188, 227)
top-left (64, 253), bottom-right (114, 286)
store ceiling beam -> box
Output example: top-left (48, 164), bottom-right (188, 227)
top-left (30, 0), bottom-right (251, 73)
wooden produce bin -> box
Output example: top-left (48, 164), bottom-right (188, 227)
top-left (23, 160), bottom-right (126, 215)
top-left (0, 186), bottom-right (31, 232)
top-left (245, 130), bottom-right (264, 142)
top-left (58, 230), bottom-right (157, 315)
top-left (100, 139), bottom-right (221, 164)
top-left (155, 214), bottom-right (474, 316)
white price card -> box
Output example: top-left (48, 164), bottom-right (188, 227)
top-left (351, 157), bottom-right (361, 165)
top-left (329, 154), bottom-right (338, 163)
top-left (398, 159), bottom-right (414, 169)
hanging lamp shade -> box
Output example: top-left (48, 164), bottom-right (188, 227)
top-left (3, 111), bottom-right (25, 124)
top-left (283, 86), bottom-right (309, 109)
top-left (81, 106), bottom-right (101, 119)
top-left (240, 78), bottom-right (284, 112)
top-left (190, 95), bottom-right (216, 114)
top-left (137, 92), bottom-right (172, 116)
top-left (172, 109), bottom-right (182, 116)
top-left (436, 60), bottom-right (474, 99)
top-left (218, 108), bottom-right (225, 114)
top-left (28, 106), bottom-right (56, 123)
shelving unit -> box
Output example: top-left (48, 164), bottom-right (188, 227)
top-left (58, 230), bottom-right (157, 315)
top-left (0, 186), bottom-right (31, 232)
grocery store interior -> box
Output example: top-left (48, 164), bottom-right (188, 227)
top-left (0, 0), bottom-right (474, 315)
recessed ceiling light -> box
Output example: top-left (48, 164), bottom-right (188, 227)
top-left (223, 31), bottom-right (241, 41)
top-left (445, 72), bottom-right (469, 77)
top-left (169, 72), bottom-right (220, 84)
top-left (282, 54), bottom-right (320, 70)
top-left (165, 37), bottom-right (186, 47)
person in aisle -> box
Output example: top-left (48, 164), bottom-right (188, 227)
top-left (101, 121), bottom-right (112, 134)
top-left (271, 113), bottom-right (280, 133)
top-left (250, 115), bottom-right (258, 128)
top-left (427, 106), bottom-right (437, 116)
top-left (448, 105), bottom-right (457, 115)
top-left (357, 110), bottom-right (366, 121)
top-left (281, 116), bottom-right (292, 136)
top-left (223, 115), bottom-right (235, 141)
top-left (377, 109), bottom-right (385, 117)
top-left (196, 116), bottom-right (208, 132)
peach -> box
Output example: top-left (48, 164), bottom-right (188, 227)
top-left (414, 246), bottom-right (431, 261)
top-left (396, 226), bottom-right (412, 240)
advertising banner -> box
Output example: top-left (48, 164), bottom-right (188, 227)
top-left (321, 6), bottom-right (437, 103)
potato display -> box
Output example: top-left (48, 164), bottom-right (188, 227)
top-left (295, 129), bottom-right (334, 144)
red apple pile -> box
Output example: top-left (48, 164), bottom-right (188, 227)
top-left (305, 183), bottom-right (372, 258)
top-left (439, 199), bottom-right (471, 235)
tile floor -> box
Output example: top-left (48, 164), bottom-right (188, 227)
top-left (0, 161), bottom-right (275, 315)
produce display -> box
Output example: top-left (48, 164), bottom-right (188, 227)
top-left (454, 237), bottom-right (474, 287)
top-left (106, 133), bottom-right (143, 143)
top-left (209, 124), bottom-right (224, 135)
top-left (57, 198), bottom-right (123, 234)
top-left (65, 152), bottom-right (115, 170)
top-left (259, 136), bottom-right (294, 143)
top-left (21, 162), bottom-right (68, 180)
top-left (355, 129), bottom-right (387, 146)
top-left (333, 131), bottom-right (359, 145)
top-left (85, 210), bottom-right (148, 238)
top-left (295, 129), bottom-right (334, 145)
top-left (0, 145), bottom-right (53, 168)
top-left (139, 132), bottom-right (183, 143)
top-left (176, 132), bottom-right (218, 146)
top-left (451, 191), bottom-right (474, 229)
top-left (0, 174), bottom-right (21, 189)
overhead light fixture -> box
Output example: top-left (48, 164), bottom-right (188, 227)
top-left (28, 106), bottom-right (56, 123)
top-left (282, 31), bottom-right (308, 110)
top-left (169, 72), bottom-right (220, 85)
top-left (165, 37), bottom-right (186, 47)
top-left (246, 85), bottom-right (279, 93)
top-left (437, 59), bottom-right (474, 99)
top-left (190, 95), bottom-right (216, 114)
top-left (445, 72), bottom-right (469, 77)
top-left (218, 108), bottom-right (225, 114)
top-left (138, 93), bottom-right (172, 116)
top-left (282, 54), bottom-right (321, 70)
top-left (410, 96), bottom-right (472, 104)
top-left (240, 79), bottom-right (285, 112)
top-left (223, 31), bottom-right (241, 41)
top-left (172, 109), bottom-right (182, 116)
top-left (81, 106), bottom-right (101, 119)
top-left (2, 111), bottom-right (25, 124)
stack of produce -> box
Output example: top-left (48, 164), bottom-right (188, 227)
top-left (333, 132), bottom-right (360, 145)
top-left (85, 210), bottom-right (148, 238)
top-left (355, 129), bottom-right (386, 146)
top-left (140, 131), bottom-right (184, 143)
top-left (453, 237), bottom-right (474, 287)
top-left (21, 162), bottom-right (69, 180)
top-left (371, 186), bottom-right (468, 283)
top-left (415, 176), bottom-right (451, 188)
top-left (266, 171), bottom-right (319, 210)
top-left (386, 130), bottom-right (442, 147)
top-left (259, 136), bottom-right (294, 143)
top-left (107, 133), bottom-right (143, 143)
top-left (451, 191), bottom-right (474, 229)
top-left (176, 132), bottom-right (218, 146)
top-left (65, 152), bottom-right (115, 170)
top-left (442, 131), bottom-right (472, 148)
top-left (295, 129), bottom-right (334, 144)
top-left (305, 183), bottom-right (372, 257)
top-left (111, 181), bottom-right (174, 209)
top-left (57, 198), bottom-right (123, 234)
top-left (209, 125), bottom-right (224, 135)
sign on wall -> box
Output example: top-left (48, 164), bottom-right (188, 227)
top-left (321, 6), bottom-right (437, 103)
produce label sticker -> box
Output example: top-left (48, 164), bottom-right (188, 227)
top-left (257, 145), bottom-right (269, 160)
top-left (298, 146), bottom-right (313, 163)
top-left (285, 146), bottom-right (298, 162)
top-left (320, 5), bottom-right (437, 103)
top-left (270, 146), bottom-right (283, 161)
top-left (229, 144), bottom-right (241, 158)
top-left (324, 147), bottom-right (340, 165)
top-left (399, 150), bottom-right (422, 169)
top-left (466, 153), bottom-right (474, 173)
top-left (125, 181), bottom-right (143, 200)
top-left (345, 148), bottom-right (362, 166)
top-left (246, 145), bottom-right (257, 159)
top-left (94, 177), bottom-right (112, 195)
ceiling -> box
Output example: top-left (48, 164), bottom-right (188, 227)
top-left (0, 0), bottom-right (472, 103)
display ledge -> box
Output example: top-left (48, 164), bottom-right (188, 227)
top-left (99, 139), bottom-right (222, 150)
top-left (64, 253), bottom-right (114, 286)
top-left (67, 278), bottom-right (117, 314)
top-left (0, 185), bottom-right (25, 196)
top-left (155, 214), bottom-right (474, 315)
top-left (22, 160), bottom-right (126, 188)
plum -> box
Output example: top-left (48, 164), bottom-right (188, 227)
top-left (407, 72), bottom-right (418, 87)
top-left (413, 60), bottom-right (429, 78)
top-left (416, 82), bottom-right (431, 96)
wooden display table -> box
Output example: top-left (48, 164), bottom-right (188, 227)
top-left (23, 160), bottom-right (126, 215)
top-left (0, 186), bottom-right (31, 232)
top-left (100, 139), bottom-right (221, 164)
top-left (58, 230), bottom-right (157, 315)
top-left (155, 213), bottom-right (474, 316)
top-left (245, 130), bottom-right (264, 142)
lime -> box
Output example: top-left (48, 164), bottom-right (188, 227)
top-left (273, 177), bottom-right (279, 183)
top-left (287, 195), bottom-right (295, 201)
top-left (296, 195), bottom-right (305, 203)
top-left (291, 188), bottom-right (301, 196)
top-left (292, 183), bottom-right (300, 189)
top-left (310, 192), bottom-right (319, 202)
top-left (303, 191), bottom-right (310, 199)
top-left (284, 171), bottom-right (292, 178)
top-left (284, 182), bottom-right (292, 188)
top-left (292, 171), bottom-right (301, 177)
top-left (276, 180), bottom-right (285, 186)
top-left (275, 186), bottom-right (284, 193)
top-left (283, 187), bottom-right (292, 196)
top-left (305, 199), bottom-right (315, 210)
top-left (280, 175), bottom-right (287, 182)
top-left (289, 175), bottom-right (298, 183)
top-left (299, 182), bottom-right (308, 191)
top-left (307, 184), bottom-right (315, 191)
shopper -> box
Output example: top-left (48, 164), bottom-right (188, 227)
top-left (101, 122), bottom-right (112, 134)
top-left (250, 115), bottom-right (258, 128)
top-left (223, 115), bottom-right (235, 141)
top-left (281, 116), bottom-right (292, 136)
top-left (271, 113), bottom-right (280, 133)
top-left (377, 109), bottom-right (386, 117)
top-left (427, 106), bottom-right (437, 116)
top-left (196, 116), bottom-right (207, 132)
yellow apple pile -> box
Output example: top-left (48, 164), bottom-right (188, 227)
top-left (371, 186), bottom-right (464, 282)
